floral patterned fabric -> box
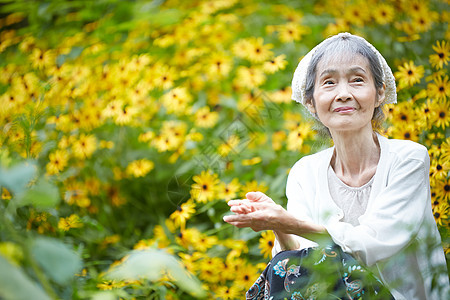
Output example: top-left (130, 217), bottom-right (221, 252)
top-left (246, 244), bottom-right (393, 300)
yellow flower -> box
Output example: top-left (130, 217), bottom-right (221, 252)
top-left (194, 106), bottom-right (219, 128)
top-left (242, 156), bottom-right (262, 166)
top-left (214, 285), bottom-right (241, 300)
top-left (58, 214), bottom-right (83, 231)
top-left (259, 230), bottom-right (275, 259)
top-left (46, 149), bottom-right (69, 175)
top-left (432, 203), bottom-right (449, 227)
top-left (245, 37), bottom-right (273, 63)
top-left (276, 22), bottom-right (308, 43)
top-left (114, 105), bottom-right (137, 126)
top-left (387, 124), bottom-right (419, 142)
top-left (287, 123), bottom-right (312, 152)
top-left (194, 233), bottom-right (218, 253)
top-left (433, 177), bottom-right (450, 201)
top-left (427, 76), bottom-right (450, 101)
top-left (430, 100), bottom-right (450, 129)
top-left (30, 48), bottom-right (55, 69)
top-left (96, 280), bottom-right (126, 290)
top-left (216, 178), bottom-right (240, 202)
top-left (411, 11), bottom-right (438, 33)
top-left (263, 54), bottom-right (288, 74)
top-left (191, 170), bottom-right (219, 203)
top-left (343, 3), bottom-right (370, 27)
top-left (373, 3), bottom-right (395, 25)
top-left (72, 134), bottom-right (97, 159)
top-left (234, 262), bottom-right (259, 290)
top-left (162, 87), bottom-right (193, 116)
top-left (169, 199), bottom-right (196, 229)
top-left (394, 61), bottom-right (425, 88)
top-left (272, 130), bottom-right (286, 151)
top-left (207, 53), bottom-right (233, 78)
top-left (2, 187), bottom-right (12, 200)
top-left (126, 159), bottom-right (154, 178)
top-left (218, 135), bottom-right (240, 157)
top-left (430, 158), bottom-right (450, 180)
top-left (241, 180), bottom-right (268, 197)
top-left (153, 120), bottom-right (187, 152)
top-left (429, 40), bottom-right (450, 69)
top-left (235, 66), bottom-right (266, 89)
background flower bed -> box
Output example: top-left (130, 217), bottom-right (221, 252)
top-left (0, 0), bottom-right (449, 299)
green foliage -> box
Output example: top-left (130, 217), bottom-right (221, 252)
top-left (0, 255), bottom-right (50, 300)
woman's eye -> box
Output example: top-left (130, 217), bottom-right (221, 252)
top-left (353, 77), bottom-right (364, 82)
top-left (324, 80), bottom-right (334, 85)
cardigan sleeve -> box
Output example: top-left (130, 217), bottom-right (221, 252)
top-left (325, 148), bottom-right (431, 266)
top-left (272, 160), bottom-right (319, 257)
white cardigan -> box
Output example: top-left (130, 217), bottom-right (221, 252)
top-left (273, 134), bottom-right (449, 299)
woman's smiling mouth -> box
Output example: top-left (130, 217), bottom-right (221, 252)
top-left (333, 106), bottom-right (355, 113)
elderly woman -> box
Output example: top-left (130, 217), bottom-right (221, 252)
top-left (224, 33), bottom-right (449, 299)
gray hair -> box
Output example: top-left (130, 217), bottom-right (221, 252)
top-left (304, 34), bottom-right (386, 133)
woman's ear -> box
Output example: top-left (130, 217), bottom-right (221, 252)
top-left (375, 83), bottom-right (386, 107)
top-left (305, 98), bottom-right (316, 114)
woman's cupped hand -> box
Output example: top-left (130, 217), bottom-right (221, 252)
top-left (223, 191), bottom-right (287, 232)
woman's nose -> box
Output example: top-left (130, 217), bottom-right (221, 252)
top-left (335, 83), bottom-right (352, 101)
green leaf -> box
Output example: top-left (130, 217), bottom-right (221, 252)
top-left (31, 237), bottom-right (82, 285)
top-left (0, 162), bottom-right (36, 196)
top-left (19, 178), bottom-right (60, 209)
top-left (107, 249), bottom-right (206, 298)
top-left (0, 255), bottom-right (50, 300)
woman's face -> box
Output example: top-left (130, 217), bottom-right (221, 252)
top-left (307, 53), bottom-right (385, 134)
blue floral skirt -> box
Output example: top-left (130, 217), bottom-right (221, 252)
top-left (246, 244), bottom-right (393, 300)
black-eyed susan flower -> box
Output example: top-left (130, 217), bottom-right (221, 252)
top-left (162, 87), bottom-right (193, 116)
top-left (1, 187), bottom-right (12, 200)
top-left (72, 133), bottom-right (97, 159)
top-left (373, 3), bottom-right (395, 25)
top-left (432, 203), bottom-right (449, 226)
top-left (194, 233), bottom-right (218, 253)
top-left (427, 76), bottom-right (450, 101)
top-left (194, 106), bottom-right (219, 128)
top-left (235, 66), bottom-right (266, 89)
top-left (242, 156), bottom-right (262, 166)
top-left (125, 159), bottom-right (154, 178)
top-left (430, 159), bottom-right (450, 180)
top-left (191, 170), bottom-right (219, 203)
top-left (287, 123), bottom-right (312, 151)
top-left (30, 48), bottom-right (55, 69)
top-left (412, 9), bottom-right (439, 33)
top-left (432, 100), bottom-right (450, 129)
top-left (214, 285), bottom-right (241, 300)
top-left (277, 22), bottom-right (308, 43)
top-left (170, 199), bottom-right (196, 230)
top-left (216, 178), bottom-right (240, 202)
top-left (58, 214), bottom-right (83, 231)
top-left (218, 135), bottom-right (240, 157)
top-left (433, 177), bottom-right (450, 201)
top-left (46, 149), bottom-right (69, 175)
top-left (272, 130), bottom-right (287, 151)
top-left (263, 54), bottom-right (288, 74)
top-left (246, 37), bottom-right (273, 63)
top-left (96, 280), bottom-right (126, 290)
top-left (394, 61), bottom-right (425, 88)
top-left (429, 40), bottom-right (450, 69)
top-left (343, 3), bottom-right (370, 27)
top-left (234, 262), bottom-right (259, 290)
top-left (240, 180), bottom-right (268, 197)
top-left (207, 52), bottom-right (233, 78)
top-left (259, 230), bottom-right (275, 259)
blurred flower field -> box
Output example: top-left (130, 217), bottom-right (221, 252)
top-left (0, 0), bottom-right (449, 299)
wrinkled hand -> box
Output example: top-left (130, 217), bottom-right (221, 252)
top-left (223, 191), bottom-right (287, 232)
